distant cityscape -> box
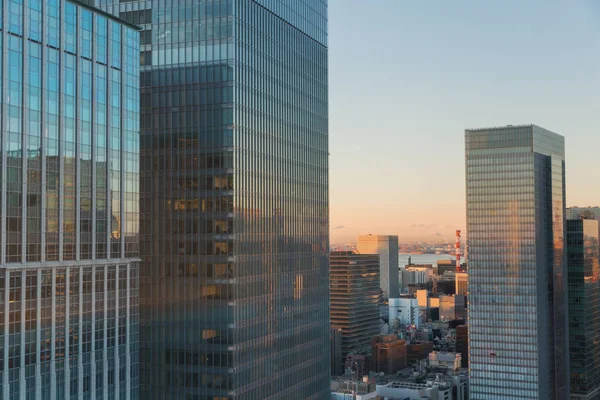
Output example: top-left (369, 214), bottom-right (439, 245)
top-left (332, 241), bottom-right (462, 256)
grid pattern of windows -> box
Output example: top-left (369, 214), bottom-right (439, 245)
top-left (0, 0), bottom-right (140, 399)
top-left (0, 0), bottom-right (139, 264)
top-left (97, 0), bottom-right (329, 399)
top-left (1, 264), bottom-right (139, 400)
top-left (567, 219), bottom-right (600, 398)
top-left (466, 125), bottom-right (568, 400)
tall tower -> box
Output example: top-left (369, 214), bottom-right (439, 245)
top-left (0, 1), bottom-right (141, 398)
top-left (97, 0), bottom-right (330, 399)
top-left (465, 125), bottom-right (568, 399)
top-left (357, 235), bottom-right (399, 298)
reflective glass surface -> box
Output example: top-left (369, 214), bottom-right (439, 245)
top-left (97, 0), bottom-right (329, 399)
top-left (567, 219), bottom-right (600, 397)
top-left (0, 1), bottom-right (140, 398)
top-left (466, 125), bottom-right (568, 400)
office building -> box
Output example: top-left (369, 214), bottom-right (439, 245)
top-left (406, 342), bottom-right (434, 366)
top-left (0, 1), bottom-right (140, 398)
top-left (358, 235), bottom-right (399, 298)
top-left (455, 271), bottom-right (468, 296)
top-left (330, 252), bottom-right (380, 359)
top-left (389, 297), bottom-right (421, 328)
top-left (567, 218), bottom-right (600, 400)
top-left (331, 328), bottom-right (343, 376)
top-left (400, 265), bottom-right (431, 294)
top-left (439, 295), bottom-right (466, 321)
top-left (466, 125), bottom-right (568, 399)
top-left (371, 335), bottom-right (407, 374)
top-left (98, 0), bottom-right (330, 398)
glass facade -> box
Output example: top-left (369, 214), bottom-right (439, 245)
top-left (97, 0), bottom-right (329, 399)
top-left (567, 218), bottom-right (600, 399)
top-left (357, 235), bottom-right (399, 298)
top-left (465, 125), bottom-right (568, 400)
top-left (0, 0), bottom-right (140, 398)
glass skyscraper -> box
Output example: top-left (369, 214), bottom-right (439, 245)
top-left (97, 0), bottom-right (330, 399)
top-left (0, 0), bottom-right (140, 399)
top-left (465, 125), bottom-right (569, 400)
top-left (567, 218), bottom-right (600, 400)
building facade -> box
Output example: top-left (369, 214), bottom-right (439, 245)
top-left (567, 218), bottom-right (600, 400)
top-left (466, 125), bottom-right (568, 399)
top-left (357, 235), bottom-right (399, 298)
top-left (371, 335), bottom-right (407, 374)
top-left (330, 252), bottom-right (380, 360)
top-left (97, 0), bottom-right (330, 398)
top-left (0, 0), bottom-right (140, 398)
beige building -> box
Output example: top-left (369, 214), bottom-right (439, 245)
top-left (455, 272), bottom-right (468, 296)
top-left (357, 235), bottom-right (399, 298)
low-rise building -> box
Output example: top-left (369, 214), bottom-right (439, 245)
top-left (389, 297), bottom-right (421, 328)
top-left (429, 351), bottom-right (462, 371)
top-left (331, 377), bottom-right (377, 400)
top-left (371, 335), bottom-right (407, 374)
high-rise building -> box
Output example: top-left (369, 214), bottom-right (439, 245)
top-left (330, 252), bottom-right (380, 360)
top-left (97, 0), bottom-right (330, 398)
top-left (567, 218), bottom-right (600, 400)
top-left (358, 235), bottom-right (399, 298)
top-left (0, 1), bottom-right (140, 398)
top-left (466, 125), bottom-right (568, 399)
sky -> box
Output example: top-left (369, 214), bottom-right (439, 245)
top-left (328, 0), bottom-right (600, 244)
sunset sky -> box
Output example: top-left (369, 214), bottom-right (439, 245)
top-left (328, 0), bottom-right (600, 244)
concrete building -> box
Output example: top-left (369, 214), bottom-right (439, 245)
top-left (435, 259), bottom-right (456, 276)
top-left (345, 354), bottom-right (371, 379)
top-left (377, 381), bottom-right (454, 400)
top-left (439, 295), bottom-right (466, 321)
top-left (371, 335), bottom-right (407, 374)
top-left (331, 252), bottom-right (381, 358)
top-left (358, 235), bottom-right (399, 298)
top-left (429, 352), bottom-right (462, 371)
top-left (466, 125), bottom-right (568, 399)
top-left (567, 218), bottom-right (600, 400)
top-left (0, 1), bottom-right (141, 398)
top-left (400, 268), bottom-right (429, 294)
top-left (455, 272), bottom-right (468, 296)
top-left (331, 377), bottom-right (377, 400)
top-left (407, 342), bottom-right (434, 366)
top-left (331, 328), bottom-right (344, 376)
top-left (389, 297), bottom-right (421, 328)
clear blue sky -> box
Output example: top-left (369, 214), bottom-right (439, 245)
top-left (329, 0), bottom-right (600, 243)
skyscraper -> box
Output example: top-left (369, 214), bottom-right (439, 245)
top-left (330, 252), bottom-right (380, 361)
top-left (566, 218), bottom-right (600, 400)
top-left (357, 235), bottom-right (399, 298)
top-left (465, 125), bottom-right (568, 399)
top-left (0, 0), bottom-right (140, 398)
top-left (96, 0), bottom-right (330, 398)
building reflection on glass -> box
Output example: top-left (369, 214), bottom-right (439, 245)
top-left (465, 125), bottom-right (568, 399)
top-left (0, 1), bottom-right (140, 398)
top-left (98, 0), bottom-right (330, 399)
